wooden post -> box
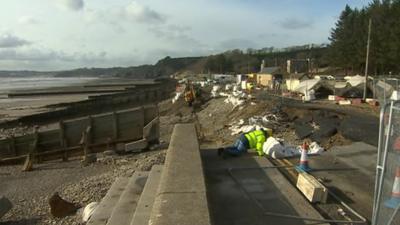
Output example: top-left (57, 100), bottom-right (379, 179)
top-left (22, 127), bottom-right (39, 172)
top-left (363, 18), bottom-right (372, 101)
top-left (87, 116), bottom-right (93, 144)
top-left (81, 126), bottom-right (96, 166)
top-left (59, 121), bottom-right (68, 162)
top-left (83, 126), bottom-right (92, 156)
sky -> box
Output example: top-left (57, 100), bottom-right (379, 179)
top-left (0, 0), bottom-right (370, 71)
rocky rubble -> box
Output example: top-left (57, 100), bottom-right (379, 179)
top-left (0, 149), bottom-right (166, 225)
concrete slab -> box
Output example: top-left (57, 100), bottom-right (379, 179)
top-left (157, 123), bottom-right (206, 193)
top-left (107, 172), bottom-right (149, 225)
top-left (125, 139), bottom-right (148, 153)
top-left (288, 142), bottom-right (377, 221)
top-left (201, 149), bottom-right (327, 225)
top-left (131, 165), bottom-right (163, 225)
top-left (149, 124), bottom-right (211, 225)
top-left (87, 177), bottom-right (129, 225)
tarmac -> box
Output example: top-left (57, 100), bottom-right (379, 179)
top-left (286, 142), bottom-right (377, 222)
top-left (201, 147), bottom-right (328, 225)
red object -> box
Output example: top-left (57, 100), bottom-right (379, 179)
top-left (351, 98), bottom-right (363, 105)
top-left (335, 96), bottom-right (345, 101)
top-left (393, 136), bottom-right (400, 151)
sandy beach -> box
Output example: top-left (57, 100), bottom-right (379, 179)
top-left (0, 77), bottom-right (141, 124)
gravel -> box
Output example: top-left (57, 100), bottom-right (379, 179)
top-left (0, 149), bottom-right (166, 225)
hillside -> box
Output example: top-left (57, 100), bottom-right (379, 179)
top-left (0, 46), bottom-right (328, 78)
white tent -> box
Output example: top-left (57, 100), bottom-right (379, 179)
top-left (345, 75), bottom-right (365, 87)
top-left (294, 79), bottom-right (321, 95)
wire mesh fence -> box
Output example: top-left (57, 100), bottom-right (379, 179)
top-left (372, 100), bottom-right (400, 225)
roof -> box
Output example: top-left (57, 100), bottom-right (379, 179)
top-left (259, 66), bottom-right (281, 74)
top-left (286, 73), bottom-right (310, 80)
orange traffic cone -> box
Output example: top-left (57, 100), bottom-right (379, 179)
top-left (296, 141), bottom-right (311, 172)
top-left (385, 167), bottom-right (400, 209)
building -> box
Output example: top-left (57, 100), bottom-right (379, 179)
top-left (286, 59), bottom-right (310, 74)
top-left (256, 60), bottom-right (284, 89)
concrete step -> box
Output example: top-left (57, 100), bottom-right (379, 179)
top-left (87, 177), bottom-right (129, 225)
top-left (107, 172), bottom-right (149, 225)
top-left (131, 165), bottom-right (163, 225)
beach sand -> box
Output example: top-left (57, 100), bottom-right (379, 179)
top-left (0, 78), bottom-right (137, 124)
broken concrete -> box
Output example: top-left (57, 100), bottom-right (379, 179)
top-left (49, 192), bottom-right (79, 218)
top-left (125, 139), bottom-right (148, 153)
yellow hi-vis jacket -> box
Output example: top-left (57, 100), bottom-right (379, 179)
top-left (245, 130), bottom-right (267, 156)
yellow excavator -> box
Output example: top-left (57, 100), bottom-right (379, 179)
top-left (184, 83), bottom-right (196, 106)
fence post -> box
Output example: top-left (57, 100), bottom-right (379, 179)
top-left (81, 126), bottom-right (95, 166)
top-left (22, 127), bottom-right (39, 172)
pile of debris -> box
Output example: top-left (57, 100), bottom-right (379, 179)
top-left (212, 84), bottom-right (253, 109)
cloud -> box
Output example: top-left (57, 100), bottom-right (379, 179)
top-left (84, 9), bottom-right (126, 33)
top-left (148, 25), bottom-right (205, 49)
top-left (123, 1), bottom-right (165, 24)
top-left (18, 16), bottom-right (40, 25)
top-left (0, 48), bottom-right (107, 63)
top-left (278, 17), bottom-right (313, 30)
top-left (0, 47), bottom-right (146, 70)
top-left (59, 0), bottom-right (84, 11)
top-left (0, 34), bottom-right (30, 48)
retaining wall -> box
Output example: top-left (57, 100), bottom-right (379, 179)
top-left (149, 123), bottom-right (211, 225)
top-left (0, 105), bottom-right (159, 161)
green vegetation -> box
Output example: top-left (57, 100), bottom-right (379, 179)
top-left (6, 1), bottom-right (400, 78)
top-left (329, 0), bottom-right (400, 75)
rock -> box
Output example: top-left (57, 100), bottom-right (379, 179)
top-left (0, 196), bottom-right (12, 219)
top-left (49, 192), bottom-right (79, 218)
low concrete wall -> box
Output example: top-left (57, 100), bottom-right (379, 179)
top-left (149, 123), bottom-right (211, 225)
top-left (0, 105), bottom-right (159, 160)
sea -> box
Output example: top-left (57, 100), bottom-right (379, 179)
top-left (0, 76), bottom-right (97, 93)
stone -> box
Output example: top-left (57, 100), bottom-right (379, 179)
top-left (49, 192), bottom-right (79, 218)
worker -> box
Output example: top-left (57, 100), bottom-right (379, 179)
top-left (218, 129), bottom-right (271, 158)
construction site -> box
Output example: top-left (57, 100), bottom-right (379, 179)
top-left (0, 71), bottom-right (398, 225)
top-left (3, 0), bottom-right (400, 224)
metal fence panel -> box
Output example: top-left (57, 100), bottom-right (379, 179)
top-left (373, 100), bottom-right (400, 225)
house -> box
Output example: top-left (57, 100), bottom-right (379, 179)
top-left (256, 60), bottom-right (284, 88)
top-left (285, 73), bottom-right (311, 91)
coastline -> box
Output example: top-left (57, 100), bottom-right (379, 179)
top-left (0, 77), bottom-right (149, 138)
